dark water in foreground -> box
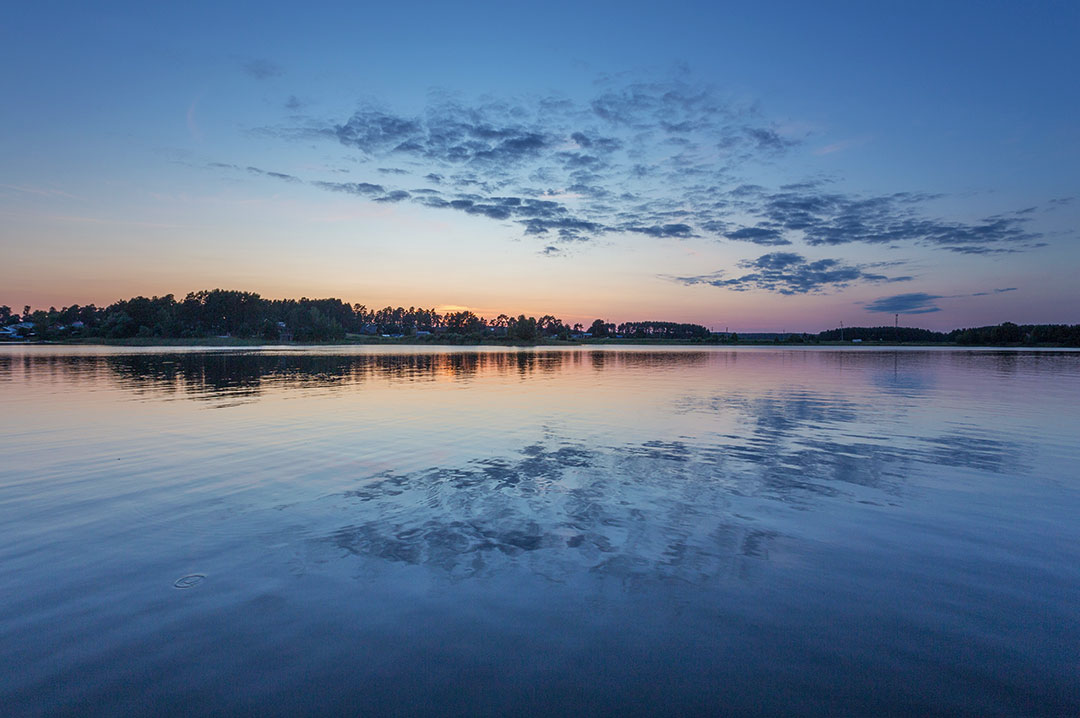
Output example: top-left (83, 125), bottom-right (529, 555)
top-left (1, 346), bottom-right (1079, 716)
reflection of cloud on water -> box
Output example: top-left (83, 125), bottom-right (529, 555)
top-left (678, 390), bottom-right (861, 429)
top-left (321, 384), bottom-right (1031, 581)
top-left (870, 365), bottom-right (937, 397)
top-left (680, 389), bottom-right (1028, 485)
top-left (328, 440), bottom-right (780, 584)
top-left (13, 350), bottom-right (1038, 586)
top-left (914, 431), bottom-right (1026, 474)
top-left (678, 391), bottom-right (904, 499)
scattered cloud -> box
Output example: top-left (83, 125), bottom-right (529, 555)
top-left (722, 185), bottom-right (1044, 254)
top-left (866, 286), bottom-right (1020, 313)
top-left (243, 59), bottom-right (283, 80)
top-left (312, 180), bottom-right (385, 195)
top-left (622, 223), bottom-right (694, 238)
top-left (864, 293), bottom-right (944, 314)
top-left (667, 252), bottom-right (912, 295)
top-left (724, 225), bottom-right (790, 246)
top-left (265, 79), bottom-right (802, 244)
top-left (207, 163), bottom-right (300, 183)
top-left (246, 166), bottom-right (300, 183)
top-left (744, 127), bottom-right (797, 151)
top-left (232, 75), bottom-right (1054, 259)
top-left (373, 189), bottom-right (411, 203)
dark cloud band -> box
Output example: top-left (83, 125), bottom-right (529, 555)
top-left (666, 252), bottom-right (912, 295)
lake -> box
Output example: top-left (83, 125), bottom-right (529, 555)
top-left (1, 346), bottom-right (1078, 715)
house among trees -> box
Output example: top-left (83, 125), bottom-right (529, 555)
top-left (0, 322), bottom-right (34, 339)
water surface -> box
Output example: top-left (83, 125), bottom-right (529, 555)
top-left (2, 346), bottom-right (1079, 715)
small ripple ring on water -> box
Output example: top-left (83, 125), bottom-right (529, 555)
top-left (173, 574), bottom-right (206, 589)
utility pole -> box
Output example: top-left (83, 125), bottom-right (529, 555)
top-left (840, 320), bottom-right (844, 342)
top-left (895, 313), bottom-right (899, 344)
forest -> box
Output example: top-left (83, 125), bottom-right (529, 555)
top-left (0, 290), bottom-right (714, 343)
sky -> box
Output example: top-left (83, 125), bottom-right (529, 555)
top-left (1, 1), bottom-right (1077, 331)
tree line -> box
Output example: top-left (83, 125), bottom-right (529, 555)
top-left (0, 290), bottom-right (715, 343)
top-left (2, 293), bottom-right (1076, 345)
top-left (814, 322), bottom-right (1080, 346)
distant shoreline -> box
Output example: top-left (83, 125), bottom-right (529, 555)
top-left (8, 289), bottom-right (1077, 346)
top-left (5, 337), bottom-right (1080, 349)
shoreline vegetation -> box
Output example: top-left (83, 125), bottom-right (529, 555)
top-left (2, 288), bottom-right (1079, 347)
top-left (15, 335), bottom-right (1080, 348)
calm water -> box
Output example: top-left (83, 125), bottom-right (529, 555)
top-left (2, 346), bottom-right (1079, 716)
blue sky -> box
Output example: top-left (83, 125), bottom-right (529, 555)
top-left (1, 1), bottom-right (1076, 330)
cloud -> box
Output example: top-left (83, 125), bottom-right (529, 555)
top-left (207, 162), bottom-right (301, 183)
top-left (285, 95), bottom-right (304, 111)
top-left (866, 286), bottom-right (1021, 313)
top-left (622, 223), bottom-right (694, 238)
top-left (570, 131), bottom-right (622, 152)
top-left (945, 245), bottom-right (1035, 255)
top-left (724, 225), bottom-right (790, 245)
top-left (333, 108), bottom-right (423, 155)
top-left (744, 127), bottom-right (796, 151)
top-left (246, 166), bottom-right (300, 183)
top-left (276, 79), bottom-right (804, 243)
top-left (520, 216), bottom-right (606, 241)
top-left (864, 293), bottom-right (943, 314)
top-left (724, 185), bottom-right (1043, 253)
top-left (373, 190), bottom-right (411, 203)
top-left (312, 181), bottom-right (385, 195)
top-left (243, 59), bottom-right (283, 80)
top-left (331, 103), bottom-right (555, 170)
top-left (668, 252), bottom-right (912, 295)
top-left (248, 74), bottom-right (1053, 256)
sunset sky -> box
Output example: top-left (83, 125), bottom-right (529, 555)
top-left (1, 1), bottom-right (1076, 331)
